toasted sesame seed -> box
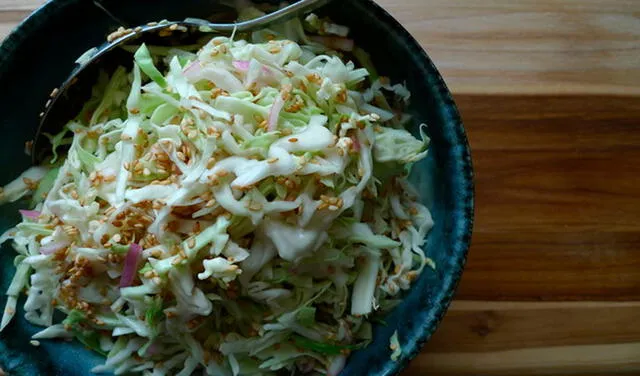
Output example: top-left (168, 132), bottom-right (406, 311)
top-left (406, 271), bottom-right (418, 282)
top-left (248, 202), bottom-right (263, 211)
top-left (206, 157), bottom-right (217, 169)
top-left (288, 138), bottom-right (298, 143)
top-left (63, 225), bottom-right (79, 236)
top-left (306, 73), bottom-right (322, 84)
top-left (23, 178), bottom-right (38, 190)
top-left (336, 90), bottom-right (347, 103)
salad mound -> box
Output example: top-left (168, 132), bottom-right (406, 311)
top-left (0, 12), bottom-right (433, 376)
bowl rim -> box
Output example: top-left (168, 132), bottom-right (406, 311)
top-left (0, 0), bottom-right (474, 375)
top-left (348, 1), bottom-right (474, 374)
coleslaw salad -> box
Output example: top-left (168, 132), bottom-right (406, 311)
top-left (0, 10), bottom-right (432, 376)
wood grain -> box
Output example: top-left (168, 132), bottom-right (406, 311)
top-left (406, 301), bottom-right (640, 375)
top-left (425, 301), bottom-right (640, 353)
top-left (412, 343), bottom-right (640, 375)
top-left (459, 232), bottom-right (640, 301)
top-left (454, 94), bottom-right (640, 301)
top-left (456, 95), bottom-right (640, 151)
top-left (0, 0), bottom-right (41, 11)
top-left (376, 0), bottom-right (640, 95)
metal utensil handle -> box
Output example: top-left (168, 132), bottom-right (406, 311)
top-left (93, 0), bottom-right (329, 31)
top-left (231, 0), bottom-right (329, 32)
top-left (92, 0), bottom-right (133, 27)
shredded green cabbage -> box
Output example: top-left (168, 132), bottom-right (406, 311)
top-left (389, 330), bottom-right (402, 361)
top-left (0, 8), bottom-right (434, 376)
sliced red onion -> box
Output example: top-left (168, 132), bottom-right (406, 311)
top-left (145, 341), bottom-right (159, 356)
top-left (327, 355), bottom-right (347, 376)
top-left (232, 60), bottom-right (250, 72)
top-left (40, 241), bottom-right (69, 255)
top-left (309, 36), bottom-right (354, 52)
top-left (119, 243), bottom-right (143, 288)
top-left (350, 135), bottom-right (360, 152)
top-left (268, 95), bottom-right (285, 131)
top-left (183, 61), bottom-right (202, 78)
top-left (19, 210), bottom-right (41, 219)
top-left (262, 65), bottom-right (274, 75)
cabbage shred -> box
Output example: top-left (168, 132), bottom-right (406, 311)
top-left (0, 11), bottom-right (433, 376)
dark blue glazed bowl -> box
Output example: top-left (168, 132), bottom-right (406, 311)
top-left (0, 1), bottom-right (473, 375)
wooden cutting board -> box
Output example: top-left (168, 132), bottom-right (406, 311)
top-left (2, 1), bottom-right (639, 374)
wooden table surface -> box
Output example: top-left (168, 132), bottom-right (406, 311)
top-left (2, 1), bottom-right (640, 375)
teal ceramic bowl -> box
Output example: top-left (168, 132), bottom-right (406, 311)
top-left (0, 0), bottom-right (474, 375)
